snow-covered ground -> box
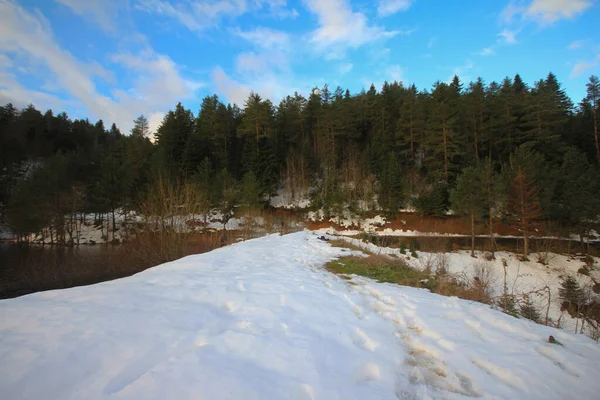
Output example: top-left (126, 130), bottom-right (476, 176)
top-left (327, 234), bottom-right (600, 337)
top-left (269, 188), bottom-right (311, 210)
top-left (1, 231), bottom-right (599, 399)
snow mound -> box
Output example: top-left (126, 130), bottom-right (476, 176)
top-left (1, 231), bottom-right (599, 399)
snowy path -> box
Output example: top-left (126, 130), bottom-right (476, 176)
top-left (0, 231), bottom-right (599, 399)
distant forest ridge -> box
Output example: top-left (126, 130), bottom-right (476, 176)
top-left (1, 72), bottom-right (599, 248)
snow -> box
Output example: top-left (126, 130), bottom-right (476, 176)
top-left (331, 235), bottom-right (600, 336)
top-left (269, 188), bottom-right (311, 210)
top-left (1, 231), bottom-right (599, 399)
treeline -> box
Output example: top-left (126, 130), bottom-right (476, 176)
top-left (1, 73), bottom-right (600, 249)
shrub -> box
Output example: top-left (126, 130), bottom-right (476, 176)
top-left (498, 294), bottom-right (519, 317)
top-left (559, 276), bottom-right (584, 306)
top-left (415, 183), bottom-right (450, 217)
top-left (520, 297), bottom-right (541, 322)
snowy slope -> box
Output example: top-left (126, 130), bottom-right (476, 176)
top-left (332, 235), bottom-right (600, 336)
top-left (0, 232), bottom-right (599, 400)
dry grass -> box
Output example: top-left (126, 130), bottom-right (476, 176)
top-left (328, 239), bottom-right (370, 253)
top-left (326, 254), bottom-right (492, 304)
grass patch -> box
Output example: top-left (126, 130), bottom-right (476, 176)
top-left (327, 255), bottom-right (426, 286)
top-left (326, 254), bottom-right (491, 304)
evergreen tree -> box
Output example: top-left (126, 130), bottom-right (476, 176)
top-left (508, 169), bottom-right (541, 259)
top-left (450, 166), bottom-right (485, 256)
top-left (585, 75), bottom-right (600, 164)
top-left (155, 103), bottom-right (195, 177)
top-left (131, 115), bottom-right (151, 139)
top-left (559, 276), bottom-right (584, 306)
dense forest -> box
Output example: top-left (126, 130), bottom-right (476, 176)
top-left (1, 72), bottom-right (600, 250)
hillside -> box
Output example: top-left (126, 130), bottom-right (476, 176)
top-left (1, 232), bottom-right (599, 399)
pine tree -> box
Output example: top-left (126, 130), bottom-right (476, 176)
top-left (557, 148), bottom-right (600, 252)
top-left (238, 92), bottom-right (275, 152)
top-left (426, 81), bottom-right (460, 182)
top-left (464, 78), bottom-right (486, 162)
top-left (585, 75), bottom-right (600, 164)
top-left (559, 276), bottom-right (584, 306)
top-left (155, 103), bottom-right (195, 177)
top-left (520, 297), bottom-right (541, 322)
top-left (378, 152), bottom-right (404, 217)
top-left (450, 166), bottom-right (485, 256)
top-left (131, 115), bottom-right (151, 139)
top-left (508, 169), bottom-right (541, 258)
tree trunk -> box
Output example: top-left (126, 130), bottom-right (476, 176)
top-left (506, 106), bottom-right (512, 156)
top-left (442, 118), bottom-right (448, 182)
top-left (523, 225), bottom-right (529, 259)
top-left (489, 210), bottom-right (495, 259)
top-left (593, 109), bottom-right (600, 165)
top-left (470, 211), bottom-right (476, 257)
top-left (112, 209), bottom-right (116, 242)
top-left (409, 110), bottom-right (414, 162)
top-left (473, 114), bottom-right (479, 162)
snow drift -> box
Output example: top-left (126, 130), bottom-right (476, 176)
top-left (0, 231), bottom-right (599, 399)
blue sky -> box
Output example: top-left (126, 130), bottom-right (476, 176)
top-left (0, 0), bottom-right (598, 133)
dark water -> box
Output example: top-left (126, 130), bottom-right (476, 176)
top-left (0, 242), bottom-right (124, 299)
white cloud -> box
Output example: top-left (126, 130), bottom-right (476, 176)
top-left (54, 0), bottom-right (119, 31)
top-left (0, 69), bottom-right (71, 112)
top-left (338, 63), bottom-right (353, 75)
top-left (387, 65), bottom-right (404, 83)
top-left (569, 39), bottom-right (586, 50)
top-left (498, 28), bottom-right (519, 44)
top-left (233, 27), bottom-right (291, 51)
top-left (570, 57), bottom-right (599, 78)
top-left (136, 0), bottom-right (297, 32)
top-left (377, 0), bottom-right (413, 17)
top-left (211, 67), bottom-right (253, 106)
top-left (235, 51), bottom-right (289, 74)
top-left (525, 0), bottom-right (592, 24)
top-left (476, 47), bottom-right (496, 56)
top-left (448, 59), bottom-right (475, 83)
top-left (303, 0), bottom-right (398, 57)
top-left (499, 1), bottom-right (525, 24)
top-left (0, 0), bottom-right (201, 133)
top-left (500, 0), bottom-right (592, 26)
top-left (428, 37), bottom-right (437, 48)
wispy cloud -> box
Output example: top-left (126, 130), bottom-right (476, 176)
top-left (569, 40), bottom-right (585, 50)
top-left (498, 28), bottom-right (519, 44)
top-left (475, 47), bottom-right (496, 56)
top-left (0, 0), bottom-right (201, 133)
top-left (338, 63), bottom-right (353, 75)
top-left (377, 0), bottom-right (414, 17)
top-left (303, 0), bottom-right (398, 58)
top-left (54, 0), bottom-right (120, 31)
top-left (387, 64), bottom-right (405, 83)
top-left (525, 0), bottom-right (592, 24)
top-left (570, 55), bottom-right (599, 78)
top-left (135, 0), bottom-right (297, 33)
top-left (497, 0), bottom-right (592, 48)
top-left (500, 0), bottom-right (592, 25)
top-left (445, 59), bottom-right (475, 83)
top-left (233, 27), bottom-right (291, 51)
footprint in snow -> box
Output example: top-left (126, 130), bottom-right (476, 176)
top-left (535, 345), bottom-right (581, 377)
top-left (359, 362), bottom-right (381, 382)
top-left (236, 280), bottom-right (246, 292)
top-left (404, 343), bottom-right (481, 397)
top-left (472, 358), bottom-right (526, 391)
top-left (223, 301), bottom-right (236, 313)
top-left (351, 327), bottom-right (379, 352)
